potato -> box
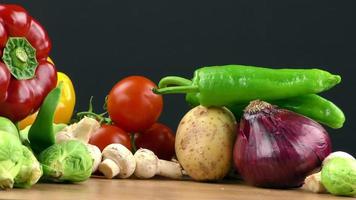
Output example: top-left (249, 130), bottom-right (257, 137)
top-left (175, 105), bottom-right (236, 181)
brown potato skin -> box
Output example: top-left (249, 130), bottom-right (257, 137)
top-left (175, 106), bottom-right (236, 181)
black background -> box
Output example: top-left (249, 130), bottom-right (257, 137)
top-left (5, 0), bottom-right (356, 154)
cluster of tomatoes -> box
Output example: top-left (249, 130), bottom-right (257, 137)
top-left (88, 76), bottom-right (175, 160)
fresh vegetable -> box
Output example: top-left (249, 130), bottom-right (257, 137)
top-left (53, 117), bottom-right (103, 173)
top-left (0, 116), bottom-right (19, 139)
top-left (269, 94), bottom-right (344, 129)
top-left (189, 94), bottom-right (345, 129)
top-left (233, 100), bottom-right (332, 188)
top-left (20, 123), bottom-right (66, 145)
top-left (135, 123), bottom-right (175, 160)
top-left (134, 148), bottom-right (183, 179)
top-left (14, 146), bottom-right (42, 188)
top-left (321, 153), bottom-right (356, 196)
top-left (302, 172), bottom-right (327, 193)
top-left (107, 76), bottom-right (163, 132)
top-left (89, 124), bottom-right (132, 152)
top-left (28, 83), bottom-right (62, 154)
top-left (98, 143), bottom-right (136, 179)
top-left (86, 144), bottom-right (102, 173)
top-left (302, 151), bottom-right (355, 194)
top-left (0, 4), bottom-right (57, 122)
top-left (175, 105), bottom-right (236, 181)
top-left (154, 65), bottom-right (341, 107)
top-left (0, 131), bottom-right (23, 189)
top-left (323, 151), bottom-right (355, 166)
top-left (39, 140), bottom-right (93, 183)
top-left (56, 116), bottom-right (100, 144)
top-left (19, 70), bottom-right (76, 129)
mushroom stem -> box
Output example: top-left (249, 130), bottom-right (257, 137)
top-left (157, 159), bottom-right (183, 179)
top-left (302, 172), bottom-right (327, 193)
top-left (99, 159), bottom-right (120, 178)
top-left (134, 148), bottom-right (183, 179)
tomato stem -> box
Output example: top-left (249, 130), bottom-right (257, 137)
top-left (130, 133), bottom-right (137, 154)
top-left (75, 96), bottom-right (112, 124)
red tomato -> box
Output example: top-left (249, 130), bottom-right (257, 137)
top-left (89, 124), bottom-right (132, 151)
top-left (135, 123), bottom-right (175, 160)
top-left (107, 76), bottom-right (163, 132)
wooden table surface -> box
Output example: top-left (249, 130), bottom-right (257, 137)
top-left (0, 177), bottom-right (349, 200)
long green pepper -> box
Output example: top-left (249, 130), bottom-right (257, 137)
top-left (154, 65), bottom-right (341, 106)
top-left (187, 94), bottom-right (345, 129)
top-left (28, 83), bottom-right (63, 155)
top-left (154, 65), bottom-right (343, 128)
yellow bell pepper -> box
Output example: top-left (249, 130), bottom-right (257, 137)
top-left (19, 58), bottom-right (76, 129)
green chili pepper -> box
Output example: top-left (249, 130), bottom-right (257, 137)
top-left (188, 94), bottom-right (344, 129)
top-left (153, 65), bottom-right (341, 106)
top-left (271, 94), bottom-right (345, 129)
top-left (20, 123), bottom-right (67, 146)
top-left (28, 83), bottom-right (63, 155)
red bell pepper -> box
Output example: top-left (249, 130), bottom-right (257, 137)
top-left (0, 4), bottom-right (57, 122)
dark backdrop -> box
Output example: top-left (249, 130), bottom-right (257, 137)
top-left (6, 0), bottom-right (356, 154)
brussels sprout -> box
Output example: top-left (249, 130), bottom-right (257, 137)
top-left (39, 140), bottom-right (93, 182)
top-left (14, 146), bottom-right (42, 188)
top-left (321, 157), bottom-right (356, 196)
top-left (0, 131), bottom-right (23, 189)
top-left (0, 116), bottom-right (19, 139)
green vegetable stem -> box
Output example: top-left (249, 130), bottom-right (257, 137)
top-left (154, 65), bottom-right (341, 106)
top-left (28, 82), bottom-right (63, 155)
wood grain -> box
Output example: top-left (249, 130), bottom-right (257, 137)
top-left (0, 178), bottom-right (348, 200)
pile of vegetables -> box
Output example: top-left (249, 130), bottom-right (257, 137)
top-left (154, 65), bottom-right (354, 196)
top-left (0, 4), bottom-right (179, 189)
top-left (0, 4), bottom-right (93, 189)
top-left (0, 3), bottom-right (354, 198)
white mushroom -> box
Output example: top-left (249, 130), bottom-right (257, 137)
top-left (56, 117), bottom-right (100, 143)
top-left (98, 144), bottom-right (136, 179)
top-left (302, 172), bottom-right (327, 193)
top-left (133, 148), bottom-right (183, 179)
top-left (86, 144), bottom-right (102, 173)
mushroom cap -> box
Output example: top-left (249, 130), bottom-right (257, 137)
top-left (134, 148), bottom-right (158, 178)
top-left (86, 144), bottom-right (102, 172)
top-left (55, 116), bottom-right (100, 143)
top-left (102, 143), bottom-right (136, 178)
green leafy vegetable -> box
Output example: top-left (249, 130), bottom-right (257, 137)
top-left (321, 157), bottom-right (356, 196)
top-left (39, 140), bottom-right (93, 183)
top-left (0, 116), bottom-right (19, 139)
top-left (0, 131), bottom-right (23, 189)
top-left (14, 146), bottom-right (42, 188)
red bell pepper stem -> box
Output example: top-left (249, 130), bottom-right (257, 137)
top-left (2, 37), bottom-right (38, 80)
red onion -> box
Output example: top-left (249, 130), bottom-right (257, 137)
top-left (233, 100), bottom-right (332, 188)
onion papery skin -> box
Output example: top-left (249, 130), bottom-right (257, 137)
top-left (233, 101), bottom-right (332, 188)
